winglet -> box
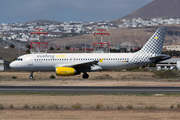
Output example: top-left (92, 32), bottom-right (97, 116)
top-left (99, 58), bottom-right (104, 63)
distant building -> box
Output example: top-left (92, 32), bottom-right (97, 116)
top-left (0, 60), bottom-right (11, 71)
top-left (4, 46), bottom-right (9, 49)
top-left (69, 48), bottom-right (80, 51)
top-left (156, 58), bottom-right (180, 70)
top-left (163, 44), bottom-right (180, 51)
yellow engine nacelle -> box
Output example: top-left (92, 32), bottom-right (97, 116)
top-left (56, 67), bottom-right (79, 76)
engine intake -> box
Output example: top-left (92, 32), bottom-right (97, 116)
top-left (56, 67), bottom-right (79, 76)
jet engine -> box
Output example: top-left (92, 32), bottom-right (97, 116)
top-left (56, 67), bottom-right (80, 76)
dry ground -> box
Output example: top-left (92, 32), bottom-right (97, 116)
top-left (1, 95), bottom-right (180, 120)
top-left (0, 71), bottom-right (180, 86)
top-left (1, 110), bottom-right (180, 120)
top-left (50, 26), bottom-right (180, 48)
top-left (1, 95), bottom-right (180, 109)
top-left (1, 71), bottom-right (180, 120)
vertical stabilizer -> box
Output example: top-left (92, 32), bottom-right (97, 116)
top-left (138, 27), bottom-right (167, 54)
top-left (126, 27), bottom-right (167, 69)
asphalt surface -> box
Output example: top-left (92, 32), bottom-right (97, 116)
top-left (0, 86), bottom-right (180, 93)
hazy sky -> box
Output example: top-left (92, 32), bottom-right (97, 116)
top-left (0, 0), bottom-right (153, 23)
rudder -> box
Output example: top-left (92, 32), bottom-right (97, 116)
top-left (138, 27), bottom-right (167, 54)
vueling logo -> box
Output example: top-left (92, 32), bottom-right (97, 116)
top-left (99, 58), bottom-right (104, 63)
top-left (55, 55), bottom-right (66, 58)
top-left (155, 36), bottom-right (158, 40)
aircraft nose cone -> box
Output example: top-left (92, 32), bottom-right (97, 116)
top-left (10, 62), bottom-right (16, 68)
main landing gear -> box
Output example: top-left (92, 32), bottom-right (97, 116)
top-left (82, 72), bottom-right (89, 79)
top-left (29, 71), bottom-right (33, 79)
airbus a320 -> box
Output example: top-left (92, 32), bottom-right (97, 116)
top-left (10, 27), bottom-right (170, 79)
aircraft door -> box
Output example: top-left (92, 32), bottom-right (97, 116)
top-left (70, 58), bottom-right (74, 63)
top-left (28, 57), bottom-right (33, 65)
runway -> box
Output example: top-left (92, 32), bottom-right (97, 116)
top-left (0, 86), bottom-right (180, 93)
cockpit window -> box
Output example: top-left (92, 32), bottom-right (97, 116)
top-left (16, 58), bottom-right (23, 61)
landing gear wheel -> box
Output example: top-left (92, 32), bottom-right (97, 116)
top-left (29, 71), bottom-right (34, 79)
top-left (82, 73), bottom-right (89, 79)
top-left (29, 75), bottom-right (33, 79)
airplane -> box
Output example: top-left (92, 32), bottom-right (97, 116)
top-left (10, 27), bottom-right (170, 79)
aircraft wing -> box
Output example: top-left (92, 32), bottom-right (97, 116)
top-left (54, 59), bottom-right (104, 70)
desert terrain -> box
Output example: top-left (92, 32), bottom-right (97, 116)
top-left (1, 71), bottom-right (180, 120)
top-left (1, 95), bottom-right (180, 120)
top-left (1, 110), bottom-right (180, 120)
top-left (0, 71), bottom-right (180, 86)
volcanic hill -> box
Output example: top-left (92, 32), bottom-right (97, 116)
top-left (116, 0), bottom-right (180, 21)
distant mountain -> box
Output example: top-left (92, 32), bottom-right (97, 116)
top-left (26, 19), bottom-right (62, 24)
top-left (114, 0), bottom-right (180, 22)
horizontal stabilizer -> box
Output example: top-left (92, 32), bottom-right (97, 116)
top-left (149, 54), bottom-right (171, 63)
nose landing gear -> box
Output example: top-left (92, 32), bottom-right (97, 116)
top-left (29, 71), bottom-right (33, 79)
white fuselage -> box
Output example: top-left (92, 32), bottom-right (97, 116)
top-left (10, 53), bottom-right (135, 71)
top-left (9, 27), bottom-right (169, 79)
